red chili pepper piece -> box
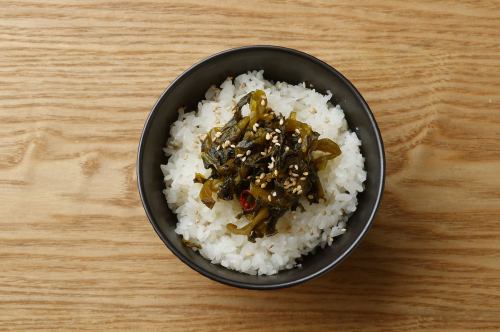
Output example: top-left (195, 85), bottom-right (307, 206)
top-left (239, 190), bottom-right (256, 212)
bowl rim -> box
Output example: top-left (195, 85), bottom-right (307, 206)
top-left (137, 45), bottom-right (385, 290)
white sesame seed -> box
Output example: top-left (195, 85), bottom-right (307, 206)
top-left (215, 132), bottom-right (222, 138)
top-left (284, 180), bottom-right (290, 186)
top-left (297, 185), bottom-right (302, 190)
top-left (300, 177), bottom-right (306, 180)
top-left (274, 169), bottom-right (278, 176)
top-left (236, 153), bottom-right (244, 157)
top-left (285, 146), bottom-right (289, 152)
top-left (279, 119), bottom-right (284, 125)
top-left (256, 178), bottom-right (260, 183)
top-left (268, 195), bottom-right (272, 201)
top-left (216, 145), bottom-right (221, 151)
top-left (303, 171), bottom-right (309, 176)
top-left (246, 150), bottom-right (251, 156)
top-left (294, 165), bottom-right (299, 170)
top-left (292, 187), bottom-right (298, 194)
top-left (291, 172), bottom-right (298, 177)
top-left (308, 195), bottom-right (314, 199)
top-left (265, 133), bottom-right (271, 140)
top-left (295, 129), bottom-right (300, 134)
top-left (275, 142), bottom-right (281, 146)
top-left (297, 190), bottom-right (303, 195)
top-left (289, 165), bottom-right (294, 169)
top-left (255, 123), bottom-right (259, 128)
top-left (275, 128), bottom-right (281, 133)
top-left (225, 140), bottom-right (230, 146)
top-left (260, 151), bottom-right (266, 156)
top-left (298, 138), bottom-right (302, 144)
top-left (260, 173), bottom-right (265, 179)
top-left (272, 191), bottom-right (277, 197)
top-left (261, 100), bottom-right (265, 106)
top-left (241, 156), bottom-right (246, 162)
top-left (271, 156), bottom-right (275, 162)
top-left (261, 183), bottom-right (267, 188)
top-left (341, 228), bottom-right (347, 232)
top-left (230, 144), bottom-right (236, 148)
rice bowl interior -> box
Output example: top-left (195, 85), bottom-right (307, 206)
top-left (161, 70), bottom-right (366, 275)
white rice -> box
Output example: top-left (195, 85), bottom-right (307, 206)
top-left (161, 70), bottom-right (366, 275)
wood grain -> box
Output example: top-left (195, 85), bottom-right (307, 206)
top-left (1, 1), bottom-right (499, 331)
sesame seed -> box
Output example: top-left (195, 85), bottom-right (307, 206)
top-left (298, 138), bottom-right (302, 144)
top-left (285, 146), bottom-right (289, 152)
top-left (246, 150), bottom-right (251, 156)
top-left (291, 173), bottom-right (298, 177)
top-left (268, 163), bottom-right (274, 169)
top-left (297, 190), bottom-right (303, 195)
top-left (292, 187), bottom-right (298, 194)
top-left (289, 165), bottom-right (294, 168)
top-left (260, 173), bottom-right (265, 179)
top-left (265, 133), bottom-right (271, 140)
top-left (236, 153), bottom-right (244, 157)
top-left (261, 183), bottom-right (267, 188)
top-left (261, 100), bottom-right (266, 106)
top-left (275, 128), bottom-right (281, 133)
top-left (215, 132), bottom-right (222, 138)
top-left (279, 119), bottom-right (284, 125)
top-left (274, 169), bottom-right (278, 176)
top-left (303, 171), bottom-right (309, 176)
top-left (268, 195), bottom-right (272, 201)
top-left (284, 180), bottom-right (290, 186)
top-left (341, 228), bottom-right (347, 232)
top-left (295, 129), bottom-right (300, 134)
top-left (216, 145), bottom-right (221, 151)
top-left (260, 151), bottom-right (266, 156)
top-left (294, 165), bottom-right (299, 170)
top-left (255, 123), bottom-right (259, 128)
top-left (271, 156), bottom-right (275, 162)
top-left (272, 191), bottom-right (277, 197)
top-left (308, 195), bottom-right (314, 199)
top-left (241, 156), bottom-right (246, 162)
top-left (275, 142), bottom-right (281, 146)
top-left (230, 144), bottom-right (236, 148)
top-left (300, 177), bottom-right (306, 180)
top-left (256, 178), bottom-right (260, 183)
top-left (297, 185), bottom-right (302, 190)
top-left (225, 140), bottom-right (230, 146)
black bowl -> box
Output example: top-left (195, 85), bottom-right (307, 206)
top-left (137, 45), bottom-right (385, 289)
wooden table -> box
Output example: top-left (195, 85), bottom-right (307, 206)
top-left (1, 1), bottom-right (499, 331)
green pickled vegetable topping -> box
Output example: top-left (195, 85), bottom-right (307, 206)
top-left (195, 89), bottom-right (341, 242)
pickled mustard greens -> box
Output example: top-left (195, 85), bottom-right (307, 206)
top-left (195, 90), bottom-right (341, 242)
